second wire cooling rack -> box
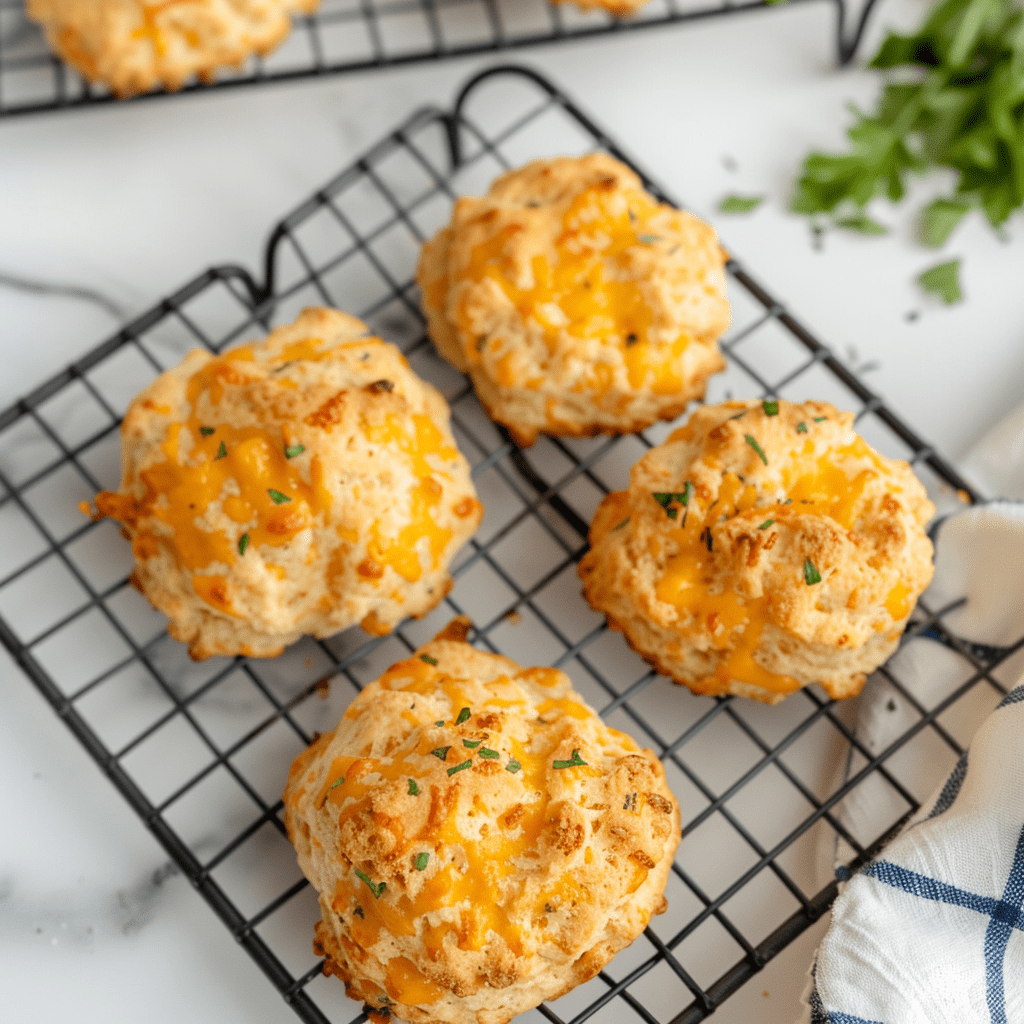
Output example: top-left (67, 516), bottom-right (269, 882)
top-left (0, 0), bottom-right (880, 118)
top-left (1, 64), bottom-right (1019, 1024)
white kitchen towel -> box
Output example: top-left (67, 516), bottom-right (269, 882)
top-left (804, 673), bottom-right (1024, 1023)
top-left (799, 398), bottom-right (1024, 1023)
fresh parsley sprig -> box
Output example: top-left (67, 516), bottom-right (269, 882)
top-left (793, 0), bottom-right (1024, 294)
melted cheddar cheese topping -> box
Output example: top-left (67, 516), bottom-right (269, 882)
top-left (302, 658), bottom-right (634, 1004)
top-left (95, 339), bottom-right (461, 613)
top-left (457, 180), bottom-right (695, 395)
top-left (594, 436), bottom-right (908, 698)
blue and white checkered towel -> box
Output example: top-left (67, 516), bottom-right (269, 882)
top-left (801, 402), bottom-right (1024, 1024)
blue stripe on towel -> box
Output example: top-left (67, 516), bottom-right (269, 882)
top-left (997, 686), bottom-right (1024, 709)
top-left (865, 861), bottom-right (1024, 928)
top-left (984, 826), bottom-right (1024, 1024)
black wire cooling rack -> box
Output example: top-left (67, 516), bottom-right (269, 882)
top-left (1, 64), bottom-right (1020, 1024)
top-left (0, 0), bottom-right (881, 119)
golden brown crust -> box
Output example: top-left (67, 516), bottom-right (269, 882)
top-left (579, 400), bottom-right (936, 703)
top-left (283, 625), bottom-right (681, 1024)
top-left (417, 154), bottom-right (730, 447)
top-left (93, 307), bottom-right (482, 659)
top-left (551, 0), bottom-right (649, 16)
top-left (26, 0), bottom-right (320, 97)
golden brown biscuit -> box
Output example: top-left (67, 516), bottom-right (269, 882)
top-left (418, 154), bottom-right (730, 447)
top-left (26, 0), bottom-right (319, 98)
top-left (283, 619), bottom-right (681, 1024)
top-left (579, 400), bottom-right (935, 703)
top-left (89, 307), bottom-right (482, 660)
top-left (554, 0), bottom-right (648, 16)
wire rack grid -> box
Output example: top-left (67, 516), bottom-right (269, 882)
top-left (2, 64), bottom-right (1020, 1024)
top-left (0, 0), bottom-right (881, 119)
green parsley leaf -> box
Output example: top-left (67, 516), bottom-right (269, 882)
top-left (652, 484), bottom-right (693, 520)
top-left (759, 519), bottom-right (774, 530)
top-left (744, 435), bottom-right (769, 465)
top-left (917, 259), bottom-right (963, 305)
top-left (612, 517), bottom-right (631, 531)
top-left (430, 746), bottom-right (451, 761)
top-left (804, 558), bottom-right (822, 585)
top-left (796, 422), bottom-right (808, 433)
top-left (719, 194), bottom-right (765, 214)
top-left (414, 852), bottom-right (429, 871)
top-left (813, 416), bottom-right (827, 422)
top-left (408, 778), bottom-right (419, 796)
top-left (834, 212), bottom-right (889, 235)
top-left (284, 444), bottom-right (306, 459)
top-left (447, 759), bottom-right (472, 776)
top-left (267, 488), bottom-right (291, 504)
top-left (763, 399), bottom-right (779, 416)
top-left (420, 654), bottom-right (438, 666)
top-left (505, 759), bottom-right (522, 774)
top-left (214, 441), bottom-right (227, 460)
top-left (921, 198), bottom-right (970, 248)
top-left (354, 869), bottom-right (385, 899)
top-left (552, 749), bottom-right (588, 769)
top-left (329, 776), bottom-right (345, 789)
top-left (455, 707), bottom-right (471, 725)
top-left (478, 747), bottom-right (500, 759)
top-left (199, 426), bottom-right (215, 437)
top-left (637, 233), bottom-right (661, 244)
top-left (463, 739), bottom-right (481, 749)
top-left (238, 534), bottom-right (250, 556)
top-left (435, 720), bottom-right (444, 727)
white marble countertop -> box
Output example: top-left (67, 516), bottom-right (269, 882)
top-left (1, 1), bottom-right (1022, 1021)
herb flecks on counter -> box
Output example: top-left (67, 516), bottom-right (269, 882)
top-left (719, 194), bottom-right (765, 214)
top-left (917, 259), bottom-right (963, 304)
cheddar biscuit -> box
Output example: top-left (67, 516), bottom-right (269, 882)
top-left (579, 400), bottom-right (935, 703)
top-left (555, 0), bottom-right (649, 16)
top-left (283, 619), bottom-right (681, 1024)
top-left (417, 154), bottom-right (730, 447)
top-left (91, 307), bottom-right (482, 660)
top-left (26, 0), bottom-right (319, 98)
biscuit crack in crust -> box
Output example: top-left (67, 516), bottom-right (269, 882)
top-left (26, 0), bottom-right (320, 98)
top-left (89, 307), bottom-right (482, 659)
top-left (283, 625), bottom-right (681, 1024)
top-left (417, 153), bottom-right (730, 447)
top-left (579, 400), bottom-right (936, 703)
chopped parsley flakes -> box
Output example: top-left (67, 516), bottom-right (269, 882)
top-left (354, 869), bottom-right (385, 899)
top-left (552, 749), bottom-right (588, 769)
top-left (744, 435), bottom-right (768, 465)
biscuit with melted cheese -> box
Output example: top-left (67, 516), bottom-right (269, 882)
top-left (283, 619), bottom-right (681, 1024)
top-left (579, 400), bottom-right (935, 703)
top-left (89, 307), bottom-right (482, 660)
top-left (26, 0), bottom-right (319, 98)
top-left (554, 0), bottom-right (648, 16)
top-left (417, 154), bottom-right (730, 447)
